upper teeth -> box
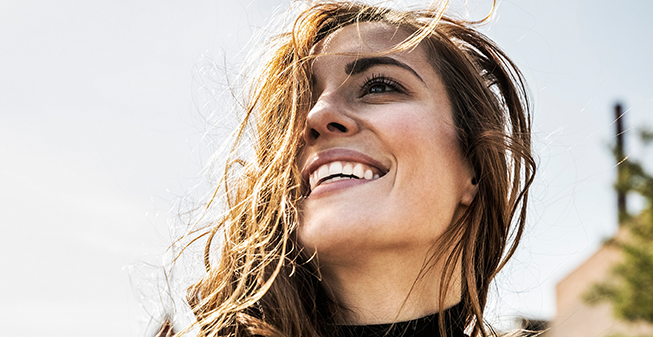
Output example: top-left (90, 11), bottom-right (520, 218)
top-left (309, 161), bottom-right (380, 191)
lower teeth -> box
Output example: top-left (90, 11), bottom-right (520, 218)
top-left (326, 176), bottom-right (355, 184)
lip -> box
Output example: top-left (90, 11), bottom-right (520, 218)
top-left (301, 148), bottom-right (390, 195)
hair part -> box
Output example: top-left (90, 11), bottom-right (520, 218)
top-left (182, 2), bottom-right (535, 337)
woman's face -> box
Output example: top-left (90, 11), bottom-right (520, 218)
top-left (297, 22), bottom-right (476, 263)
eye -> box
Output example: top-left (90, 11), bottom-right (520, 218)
top-left (368, 83), bottom-right (393, 94)
top-left (361, 74), bottom-right (404, 96)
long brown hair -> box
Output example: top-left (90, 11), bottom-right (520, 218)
top-left (181, 2), bottom-right (535, 336)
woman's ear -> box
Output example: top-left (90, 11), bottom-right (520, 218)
top-left (460, 165), bottom-right (478, 206)
top-left (460, 177), bottom-right (478, 206)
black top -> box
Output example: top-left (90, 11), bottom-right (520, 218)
top-left (338, 302), bottom-right (468, 337)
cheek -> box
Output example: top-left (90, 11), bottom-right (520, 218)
top-left (381, 109), bottom-right (460, 176)
top-left (375, 109), bottom-right (426, 139)
top-left (373, 102), bottom-right (456, 148)
top-left (382, 109), bottom-right (466, 224)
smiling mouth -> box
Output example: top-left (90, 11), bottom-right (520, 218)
top-left (307, 161), bottom-right (382, 193)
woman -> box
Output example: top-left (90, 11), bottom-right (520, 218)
top-left (182, 2), bottom-right (535, 336)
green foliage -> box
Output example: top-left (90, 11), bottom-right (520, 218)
top-left (641, 129), bottom-right (653, 143)
top-left (583, 127), bottom-right (653, 324)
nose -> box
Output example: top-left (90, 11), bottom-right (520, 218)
top-left (302, 96), bottom-right (359, 145)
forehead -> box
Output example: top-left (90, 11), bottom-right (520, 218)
top-left (312, 21), bottom-right (427, 62)
top-left (308, 22), bottom-right (439, 92)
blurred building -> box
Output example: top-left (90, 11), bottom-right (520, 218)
top-left (548, 226), bottom-right (653, 337)
top-left (548, 104), bottom-right (653, 337)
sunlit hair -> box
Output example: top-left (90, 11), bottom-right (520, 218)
top-left (182, 1), bottom-right (535, 336)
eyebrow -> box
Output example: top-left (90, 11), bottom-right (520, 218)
top-left (344, 56), bottom-right (425, 83)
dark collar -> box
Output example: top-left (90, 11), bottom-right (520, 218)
top-left (337, 302), bottom-right (468, 337)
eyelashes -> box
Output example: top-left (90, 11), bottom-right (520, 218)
top-left (360, 74), bottom-right (406, 96)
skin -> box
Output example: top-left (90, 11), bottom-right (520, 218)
top-left (297, 22), bottom-right (477, 324)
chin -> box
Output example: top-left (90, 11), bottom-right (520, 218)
top-left (298, 214), bottom-right (367, 258)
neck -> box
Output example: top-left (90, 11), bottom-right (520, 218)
top-left (320, 247), bottom-right (461, 325)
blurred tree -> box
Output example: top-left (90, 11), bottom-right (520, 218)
top-left (583, 126), bottom-right (653, 324)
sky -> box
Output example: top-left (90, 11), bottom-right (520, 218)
top-left (0, 0), bottom-right (651, 336)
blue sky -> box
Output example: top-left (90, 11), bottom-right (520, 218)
top-left (1, 0), bottom-right (651, 335)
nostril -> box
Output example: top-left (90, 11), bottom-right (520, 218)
top-left (310, 129), bottom-right (320, 139)
top-left (327, 122), bottom-right (348, 133)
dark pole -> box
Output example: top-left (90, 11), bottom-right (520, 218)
top-left (615, 103), bottom-right (626, 222)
